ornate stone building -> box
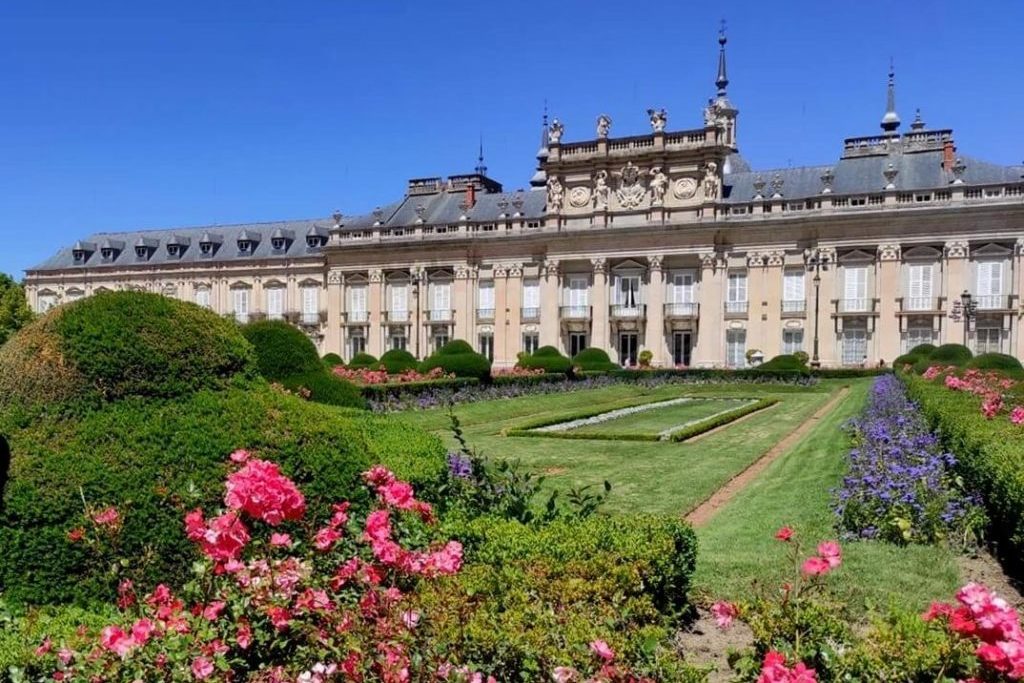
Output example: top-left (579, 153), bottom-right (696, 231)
top-left (24, 33), bottom-right (1024, 368)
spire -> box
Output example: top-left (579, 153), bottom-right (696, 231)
top-left (880, 58), bottom-right (901, 134)
top-left (910, 107), bottom-right (925, 131)
top-left (475, 135), bottom-right (487, 176)
top-left (715, 21), bottom-right (729, 97)
top-left (531, 104), bottom-right (549, 188)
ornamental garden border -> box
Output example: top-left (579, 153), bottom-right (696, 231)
top-left (503, 396), bottom-right (778, 442)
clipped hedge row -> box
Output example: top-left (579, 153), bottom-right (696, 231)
top-left (420, 514), bottom-right (700, 680)
top-left (905, 375), bottom-right (1024, 573)
top-left (517, 346), bottom-right (572, 374)
top-left (279, 370), bottom-right (367, 409)
top-left (359, 377), bottom-right (480, 401)
top-left (666, 398), bottom-right (778, 442)
top-left (491, 372), bottom-right (567, 387)
top-left (0, 385), bottom-right (444, 605)
top-left (240, 320), bottom-right (322, 380)
top-left (420, 340), bottom-right (492, 380)
top-left (502, 396), bottom-right (682, 435)
top-left (379, 348), bottom-right (419, 374)
top-left (572, 347), bottom-right (618, 372)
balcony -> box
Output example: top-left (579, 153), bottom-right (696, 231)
top-left (833, 298), bottom-right (879, 316)
top-left (975, 294), bottom-right (1015, 311)
top-left (384, 310), bottom-right (410, 323)
top-left (560, 305), bottom-right (592, 321)
top-left (780, 299), bottom-right (806, 317)
top-left (521, 306), bottom-right (540, 321)
top-left (897, 296), bottom-right (945, 314)
top-left (476, 308), bottom-right (495, 321)
top-left (343, 310), bottom-right (369, 325)
top-left (267, 311), bottom-right (285, 321)
top-left (426, 309), bottom-right (454, 324)
top-left (724, 301), bottom-right (748, 318)
top-left (299, 311), bottom-right (326, 326)
top-left (609, 304), bottom-right (646, 320)
top-left (664, 302), bottom-right (699, 319)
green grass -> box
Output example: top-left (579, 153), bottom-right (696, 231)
top-left (692, 380), bottom-right (962, 615)
top-left (397, 381), bottom-right (842, 515)
top-left (567, 398), bottom-right (751, 437)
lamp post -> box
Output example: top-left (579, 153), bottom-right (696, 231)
top-left (805, 248), bottom-right (831, 368)
top-left (959, 289), bottom-right (977, 348)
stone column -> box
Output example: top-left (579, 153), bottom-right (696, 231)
top-left (645, 255), bottom-right (666, 366)
top-left (745, 253), bottom-right (768, 358)
top-left (286, 274), bottom-right (298, 319)
top-left (876, 243), bottom-right (902, 364)
top-left (694, 253), bottom-right (724, 367)
top-left (762, 251), bottom-right (785, 358)
top-left (412, 268), bottom-right (427, 359)
top-left (944, 241), bottom-right (969, 347)
top-left (815, 248), bottom-right (838, 367)
top-left (368, 269), bottom-right (384, 356)
top-left (252, 276), bottom-right (264, 317)
top-left (503, 263), bottom-right (523, 367)
top-left (454, 266), bottom-right (471, 343)
top-left (591, 258), bottom-right (610, 354)
top-left (1016, 240), bottom-right (1024, 359)
top-left (540, 259), bottom-right (560, 349)
top-left (325, 269), bottom-right (344, 356)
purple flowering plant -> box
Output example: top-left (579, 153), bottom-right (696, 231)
top-left (833, 375), bottom-right (984, 547)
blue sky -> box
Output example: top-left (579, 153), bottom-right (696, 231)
top-left (2, 0), bottom-right (1022, 277)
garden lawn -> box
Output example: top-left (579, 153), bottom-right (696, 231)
top-left (397, 381), bottom-right (842, 515)
top-left (693, 380), bottom-right (962, 615)
top-left (567, 398), bottom-right (752, 437)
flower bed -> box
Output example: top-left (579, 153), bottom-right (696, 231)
top-left (332, 365), bottom-right (452, 385)
top-left (833, 374), bottom-right (982, 545)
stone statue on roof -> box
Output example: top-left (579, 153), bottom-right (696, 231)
top-left (593, 170), bottom-right (610, 210)
top-left (548, 119), bottom-right (564, 144)
top-left (647, 108), bottom-right (667, 133)
top-left (596, 114), bottom-right (612, 139)
top-left (649, 167), bottom-right (668, 205)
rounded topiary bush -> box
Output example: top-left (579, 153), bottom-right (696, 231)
top-left (322, 353), bottom-right (344, 368)
top-left (967, 352), bottom-right (1023, 373)
top-left (347, 352), bottom-right (380, 370)
top-left (379, 349), bottom-right (418, 374)
top-left (912, 357), bottom-right (936, 375)
top-left (241, 320), bottom-right (322, 381)
top-left (281, 371), bottom-right (366, 408)
top-left (908, 343), bottom-right (938, 358)
top-left (0, 291), bottom-right (253, 412)
top-left (0, 386), bottom-right (443, 605)
top-left (930, 343), bottom-right (973, 366)
top-left (757, 354), bottom-right (809, 372)
top-left (893, 353), bottom-right (920, 370)
top-left (518, 346), bottom-right (571, 374)
top-left (420, 340), bottom-right (491, 380)
top-left (572, 347), bottom-right (618, 372)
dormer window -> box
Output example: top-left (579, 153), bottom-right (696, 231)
top-left (200, 241), bottom-right (213, 255)
top-left (306, 236), bottom-right (325, 249)
top-left (167, 244), bottom-right (182, 257)
top-left (271, 237), bottom-right (286, 251)
top-left (73, 249), bottom-right (87, 263)
top-left (101, 248), bottom-right (115, 260)
top-left (135, 246), bottom-right (149, 259)
top-left (238, 240), bottom-right (252, 254)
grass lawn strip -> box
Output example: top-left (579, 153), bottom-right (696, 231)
top-left (657, 400), bottom-right (757, 440)
top-left (533, 396), bottom-right (696, 433)
top-left (571, 398), bottom-right (749, 437)
top-left (693, 380), bottom-right (961, 615)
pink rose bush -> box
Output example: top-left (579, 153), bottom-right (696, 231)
top-left (332, 366), bottom-right (451, 385)
top-left (926, 366), bottom-right (1022, 425)
top-left (756, 651), bottom-right (818, 683)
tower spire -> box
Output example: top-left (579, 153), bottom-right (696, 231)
top-left (531, 104), bottom-right (550, 188)
top-left (475, 134), bottom-right (487, 176)
top-left (880, 58), bottom-right (901, 134)
top-left (715, 21), bottom-right (729, 97)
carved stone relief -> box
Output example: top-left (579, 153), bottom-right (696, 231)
top-left (615, 162), bottom-right (645, 209)
top-left (649, 167), bottom-right (668, 206)
top-left (546, 176), bottom-right (564, 212)
top-left (568, 186), bottom-right (591, 208)
top-left (944, 240), bottom-right (969, 259)
top-left (672, 177), bottom-right (698, 200)
top-left (593, 171), bottom-right (611, 210)
top-left (877, 243), bottom-right (901, 261)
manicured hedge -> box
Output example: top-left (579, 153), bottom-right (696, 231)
top-left (241, 319), bottom-right (322, 381)
top-left (419, 339), bottom-right (491, 380)
top-left (572, 347), bottom-right (619, 372)
top-left (0, 291), bottom-right (254, 413)
top-left (322, 353), bottom-right (344, 368)
top-left (347, 352), bottom-right (380, 370)
top-left (930, 343), bottom-right (972, 366)
top-left (0, 385), bottom-right (443, 605)
top-left (967, 352), bottom-right (1023, 373)
top-left (757, 354), bottom-right (810, 372)
top-left (667, 398), bottom-right (778, 441)
top-left (518, 346), bottom-right (572, 374)
top-left (893, 353), bottom-right (920, 369)
top-left (359, 377), bottom-right (480, 401)
top-left (418, 514), bottom-right (700, 680)
top-left (905, 375), bottom-right (1024, 574)
top-left (908, 343), bottom-right (938, 358)
top-left (280, 370), bottom-right (366, 409)
top-left (379, 348), bottom-right (419, 374)
top-left (491, 372), bottom-right (567, 387)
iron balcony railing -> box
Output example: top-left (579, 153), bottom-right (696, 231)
top-left (609, 304), bottom-right (646, 319)
top-left (781, 299), bottom-right (806, 315)
top-left (476, 308), bottom-right (495, 321)
top-left (559, 305), bottom-right (591, 320)
top-left (724, 301), bottom-right (748, 316)
top-left (427, 309), bottom-right (454, 323)
top-left (520, 306), bottom-right (540, 321)
top-left (664, 302), bottom-right (698, 318)
top-left (343, 310), bottom-right (369, 324)
top-left (976, 294), bottom-right (1012, 310)
top-left (384, 310), bottom-right (410, 323)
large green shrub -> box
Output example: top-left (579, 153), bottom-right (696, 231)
top-left (0, 291), bottom-right (254, 412)
top-left (420, 514), bottom-right (700, 680)
top-left (757, 354), bottom-right (809, 372)
top-left (967, 352), bottom-right (1023, 373)
top-left (893, 353), bottom-right (920, 370)
top-left (240, 319), bottom-right (322, 381)
top-left (0, 386), bottom-right (443, 605)
top-left (906, 375), bottom-right (1024, 575)
top-left (347, 352), bottom-right (380, 370)
top-left (908, 344), bottom-right (938, 358)
top-left (0, 273), bottom-right (34, 348)
top-left (379, 348), bottom-right (418, 374)
top-left (280, 371), bottom-right (366, 409)
top-left (420, 340), bottom-right (491, 380)
top-left (572, 347), bottom-right (618, 372)
top-left (321, 353), bottom-right (344, 368)
top-left (517, 346), bottom-right (571, 374)
top-left (929, 343), bottom-right (972, 366)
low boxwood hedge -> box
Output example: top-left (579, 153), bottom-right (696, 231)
top-left (518, 346), bottom-right (572, 374)
top-left (379, 348), bottom-right (419, 374)
top-left (491, 372), bottom-right (567, 387)
top-left (757, 354), bottom-right (810, 373)
top-left (240, 320), bottom-right (322, 381)
top-left (0, 384), bottom-right (443, 605)
top-left (572, 347), bottom-right (619, 372)
top-left (893, 353), bottom-right (920, 370)
top-left (419, 514), bottom-right (700, 680)
top-left (905, 375), bottom-right (1024, 575)
top-left (667, 398), bottom-right (778, 441)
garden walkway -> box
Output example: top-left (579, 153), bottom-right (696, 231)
top-left (684, 387), bottom-right (850, 527)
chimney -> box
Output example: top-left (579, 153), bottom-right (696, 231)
top-left (942, 140), bottom-right (956, 171)
top-left (465, 184), bottom-right (476, 209)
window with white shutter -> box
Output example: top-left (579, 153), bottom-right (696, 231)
top-left (726, 330), bottom-right (746, 367)
top-left (266, 287), bottom-right (284, 319)
top-left (726, 272), bottom-right (747, 314)
top-left (349, 286), bottom-right (368, 323)
top-left (301, 286), bottom-right (319, 324)
top-left (195, 287), bottom-right (211, 310)
top-left (907, 264), bottom-right (933, 311)
top-left (976, 262), bottom-right (1003, 309)
top-left (844, 267), bottom-right (867, 312)
top-left (477, 281), bottom-right (495, 317)
top-left (522, 279), bottom-right (540, 318)
top-left (232, 288), bottom-right (250, 323)
top-left (568, 277), bottom-right (589, 310)
top-left (431, 282), bottom-right (451, 321)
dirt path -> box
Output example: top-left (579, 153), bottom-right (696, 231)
top-left (684, 387), bottom-right (850, 527)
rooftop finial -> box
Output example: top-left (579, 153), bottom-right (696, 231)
top-left (715, 20), bottom-right (729, 97)
top-left (880, 57), bottom-right (900, 134)
top-left (475, 134), bottom-right (487, 176)
top-left (910, 107), bottom-right (925, 131)
top-left (531, 102), bottom-right (550, 187)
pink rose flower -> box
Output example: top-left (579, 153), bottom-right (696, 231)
top-left (711, 600), bottom-right (739, 629)
top-left (817, 541), bottom-right (842, 568)
top-left (801, 556), bottom-right (831, 576)
top-left (774, 526), bottom-right (794, 542)
top-left (191, 656), bottom-right (214, 680)
top-left (589, 639), bottom-right (614, 662)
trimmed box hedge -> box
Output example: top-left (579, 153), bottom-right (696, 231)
top-left (517, 346), bottom-right (572, 374)
top-left (359, 377), bottom-right (480, 401)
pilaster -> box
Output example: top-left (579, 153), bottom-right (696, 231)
top-left (944, 240), bottom-right (970, 346)
top-left (745, 252), bottom-right (768, 359)
top-left (454, 265), bottom-right (472, 342)
top-left (367, 269), bottom-right (384, 356)
top-left (325, 269), bottom-right (344, 356)
top-left (591, 258), bottom-right (610, 354)
top-left (694, 252), bottom-right (724, 367)
top-left (876, 243), bottom-right (902, 363)
top-left (645, 255), bottom-right (666, 366)
top-left (762, 251), bottom-right (785, 358)
top-left (503, 263), bottom-right (523, 367)
top-left (540, 260), bottom-right (560, 349)
top-left (1016, 240), bottom-right (1024, 360)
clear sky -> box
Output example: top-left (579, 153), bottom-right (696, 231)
top-left (2, 0), bottom-right (1022, 278)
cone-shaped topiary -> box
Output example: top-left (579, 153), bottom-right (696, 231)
top-left (0, 291), bottom-right (254, 413)
top-left (572, 347), bottom-right (618, 372)
top-left (241, 320), bottom-right (322, 381)
top-left (380, 348), bottom-right (419, 374)
top-left (518, 346), bottom-right (571, 374)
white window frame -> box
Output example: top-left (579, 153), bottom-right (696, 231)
top-left (266, 287), bottom-right (284, 319)
top-left (232, 288), bottom-right (250, 324)
top-left (906, 264), bottom-right (933, 311)
top-left (726, 329), bottom-right (746, 368)
top-left (843, 266), bottom-right (868, 312)
top-left (782, 329), bottom-right (804, 354)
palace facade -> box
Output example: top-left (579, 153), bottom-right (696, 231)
top-left (24, 34), bottom-right (1024, 368)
